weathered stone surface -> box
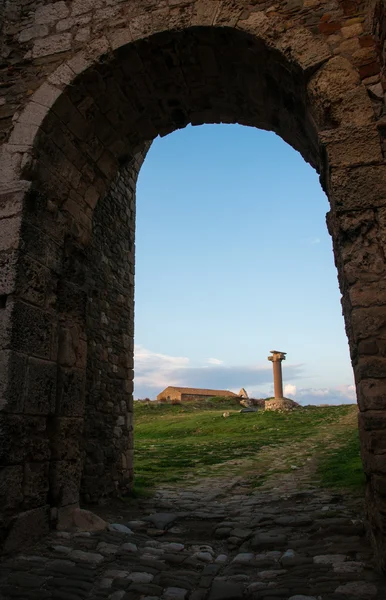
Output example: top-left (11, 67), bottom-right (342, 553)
top-left (251, 533), bottom-right (287, 549)
top-left (108, 524), bottom-right (133, 534)
top-left (163, 587), bottom-right (188, 600)
top-left (1, 0), bottom-right (386, 572)
top-left (3, 506), bottom-right (50, 553)
top-left (264, 397), bottom-right (301, 411)
top-left (313, 554), bottom-right (347, 564)
top-left (334, 580), bottom-right (378, 596)
top-left (0, 474), bottom-right (385, 599)
top-left (57, 507), bottom-right (107, 532)
top-left (69, 549), bottom-right (104, 565)
top-left (208, 581), bottom-right (244, 600)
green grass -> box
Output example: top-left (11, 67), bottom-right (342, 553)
top-left (132, 401), bottom-right (364, 493)
top-left (317, 428), bottom-right (365, 490)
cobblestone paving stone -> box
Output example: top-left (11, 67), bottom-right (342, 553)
top-left (1, 477), bottom-right (386, 600)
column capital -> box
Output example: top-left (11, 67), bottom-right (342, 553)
top-left (268, 350), bottom-right (286, 362)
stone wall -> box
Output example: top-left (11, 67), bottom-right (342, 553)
top-left (82, 165), bottom-right (137, 504)
top-left (2, 0), bottom-right (386, 571)
top-left (180, 394), bottom-right (236, 402)
top-left (180, 395), bottom-right (212, 402)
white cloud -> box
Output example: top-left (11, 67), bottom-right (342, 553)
top-left (134, 345), bottom-right (190, 393)
top-left (294, 384), bottom-right (356, 405)
top-left (310, 237), bottom-right (320, 244)
top-left (207, 358), bottom-right (223, 365)
top-left (245, 383), bottom-right (356, 405)
top-left (284, 384), bottom-right (297, 397)
top-left (133, 346), bottom-right (356, 405)
top-left (134, 345), bottom-right (304, 399)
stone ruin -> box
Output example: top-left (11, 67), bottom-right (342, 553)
top-left (1, 0), bottom-right (386, 571)
top-left (264, 397), bottom-right (301, 411)
top-left (239, 397), bottom-right (300, 411)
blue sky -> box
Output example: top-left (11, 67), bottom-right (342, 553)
top-left (134, 124), bottom-right (355, 405)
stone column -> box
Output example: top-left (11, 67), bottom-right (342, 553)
top-left (268, 351), bottom-right (286, 399)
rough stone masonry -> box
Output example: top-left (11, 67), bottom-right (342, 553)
top-left (2, 0), bottom-right (386, 572)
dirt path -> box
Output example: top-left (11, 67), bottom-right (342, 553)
top-left (178, 406), bottom-right (359, 494)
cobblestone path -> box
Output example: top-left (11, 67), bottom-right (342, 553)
top-left (1, 476), bottom-right (386, 600)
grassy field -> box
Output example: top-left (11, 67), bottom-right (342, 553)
top-left (133, 399), bottom-right (365, 494)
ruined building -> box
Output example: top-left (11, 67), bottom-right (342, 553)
top-left (157, 387), bottom-right (239, 402)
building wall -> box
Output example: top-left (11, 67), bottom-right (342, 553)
top-left (180, 394), bottom-right (236, 402)
top-left (157, 387), bottom-right (181, 402)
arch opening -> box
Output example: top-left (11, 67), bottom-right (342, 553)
top-left (133, 123), bottom-right (353, 405)
top-left (132, 123), bottom-right (357, 493)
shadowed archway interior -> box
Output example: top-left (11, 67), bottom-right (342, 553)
top-left (25, 26), bottom-right (323, 506)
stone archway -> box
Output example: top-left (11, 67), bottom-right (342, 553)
top-left (1, 0), bottom-right (386, 571)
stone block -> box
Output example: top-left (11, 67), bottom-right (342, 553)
top-left (57, 367), bottom-right (85, 418)
top-left (3, 505), bottom-right (50, 554)
top-left (320, 126), bottom-right (382, 168)
top-left (72, 0), bottom-right (102, 17)
top-left (8, 121), bottom-right (40, 147)
top-left (308, 56), bottom-right (373, 128)
top-left (50, 460), bottom-right (81, 506)
top-left (33, 33), bottom-right (72, 58)
top-left (35, 2), bottom-right (69, 24)
top-left (48, 63), bottom-right (75, 88)
top-left (0, 250), bottom-right (18, 296)
top-left (278, 27), bottom-right (331, 72)
top-left (349, 280), bottom-right (386, 309)
top-left (0, 466), bottom-right (23, 512)
top-left (10, 301), bottom-right (55, 360)
top-left (57, 506), bottom-right (106, 532)
top-left (51, 417), bottom-right (84, 461)
top-left (19, 24), bottom-right (49, 43)
top-left (32, 83), bottom-right (61, 110)
top-left (367, 431), bottom-right (386, 454)
top-left (342, 23), bottom-right (363, 38)
top-left (351, 307), bottom-right (386, 341)
top-left (356, 357), bottom-right (386, 380)
top-left (0, 414), bottom-right (50, 464)
top-left (373, 474), bottom-right (386, 497)
top-left (191, 0), bottom-right (219, 25)
top-left (0, 216), bottom-right (21, 252)
top-left (20, 222), bottom-right (62, 274)
top-left (57, 329), bottom-right (74, 368)
top-left (358, 379), bottom-right (386, 411)
top-left (343, 248), bottom-right (386, 286)
top-left (16, 254), bottom-right (52, 307)
top-left (16, 101), bottom-right (49, 128)
top-left (0, 188), bottom-right (25, 219)
top-left (66, 52), bottom-right (91, 77)
top-left (108, 28), bottom-right (132, 50)
top-left (362, 451), bottom-right (386, 475)
top-left (24, 358), bottom-right (56, 415)
top-left (329, 165), bottom-right (386, 212)
top-left (359, 411), bottom-right (386, 432)
top-left (57, 283), bottom-right (87, 319)
top-left (358, 339), bottom-right (379, 355)
top-left (23, 462), bottom-right (49, 509)
top-left (0, 350), bottom-right (27, 413)
top-left (84, 186), bottom-right (100, 210)
top-left (0, 146), bottom-right (25, 186)
top-left (75, 27), bottom-right (90, 43)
